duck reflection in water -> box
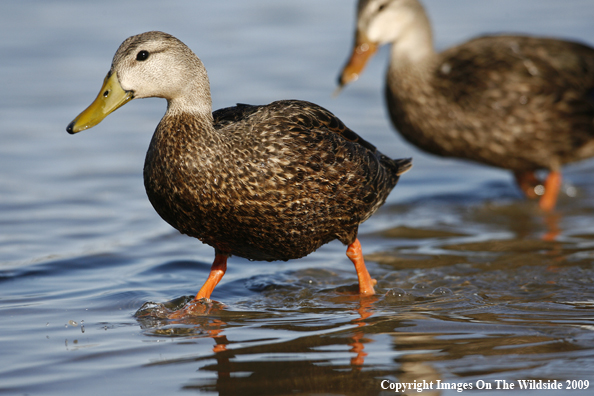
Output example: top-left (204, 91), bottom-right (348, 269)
top-left (136, 294), bottom-right (391, 394)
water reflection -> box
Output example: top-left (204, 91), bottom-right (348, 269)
top-left (350, 297), bottom-right (375, 368)
top-left (136, 294), bottom-right (390, 395)
top-left (135, 290), bottom-right (594, 394)
top-left (133, 238), bottom-right (594, 394)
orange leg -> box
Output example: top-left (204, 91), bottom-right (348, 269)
top-left (195, 254), bottom-right (228, 300)
top-left (539, 171), bottom-right (562, 212)
top-left (346, 238), bottom-right (376, 296)
top-left (514, 170), bottom-right (540, 199)
top-left (542, 212), bottom-right (561, 241)
top-left (167, 254), bottom-right (228, 319)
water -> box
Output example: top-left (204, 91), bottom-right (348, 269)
top-left (2, 1), bottom-right (594, 395)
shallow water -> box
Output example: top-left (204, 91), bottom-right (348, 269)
top-left (2, 0), bottom-right (594, 395)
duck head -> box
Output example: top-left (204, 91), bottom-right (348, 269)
top-left (67, 31), bottom-right (211, 134)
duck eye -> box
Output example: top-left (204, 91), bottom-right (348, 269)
top-left (136, 50), bottom-right (149, 61)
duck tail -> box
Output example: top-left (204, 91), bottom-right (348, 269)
top-left (389, 157), bottom-right (413, 176)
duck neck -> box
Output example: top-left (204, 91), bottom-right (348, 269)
top-left (166, 90), bottom-right (214, 123)
top-left (388, 10), bottom-right (435, 73)
top-left (164, 56), bottom-right (214, 122)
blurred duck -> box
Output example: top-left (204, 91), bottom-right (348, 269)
top-left (338, 0), bottom-right (594, 210)
top-left (67, 31), bottom-right (412, 316)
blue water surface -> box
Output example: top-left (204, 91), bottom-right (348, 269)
top-left (2, 1), bottom-right (594, 395)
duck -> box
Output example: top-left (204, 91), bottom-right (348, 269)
top-left (67, 31), bottom-right (412, 316)
top-left (337, 0), bottom-right (594, 211)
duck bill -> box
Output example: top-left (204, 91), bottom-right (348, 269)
top-left (67, 72), bottom-right (134, 134)
top-left (336, 33), bottom-right (378, 92)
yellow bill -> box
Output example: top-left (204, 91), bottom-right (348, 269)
top-left (67, 72), bottom-right (133, 134)
top-left (335, 33), bottom-right (378, 95)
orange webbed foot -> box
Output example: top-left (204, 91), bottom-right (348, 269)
top-left (168, 254), bottom-right (228, 319)
top-left (167, 298), bottom-right (215, 319)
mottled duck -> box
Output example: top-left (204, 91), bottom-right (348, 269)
top-left (338, 0), bottom-right (594, 210)
top-left (67, 31), bottom-right (412, 316)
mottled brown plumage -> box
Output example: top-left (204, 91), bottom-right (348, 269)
top-left (339, 0), bottom-right (594, 210)
top-left (145, 99), bottom-right (410, 261)
top-left (67, 31), bottom-right (412, 312)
